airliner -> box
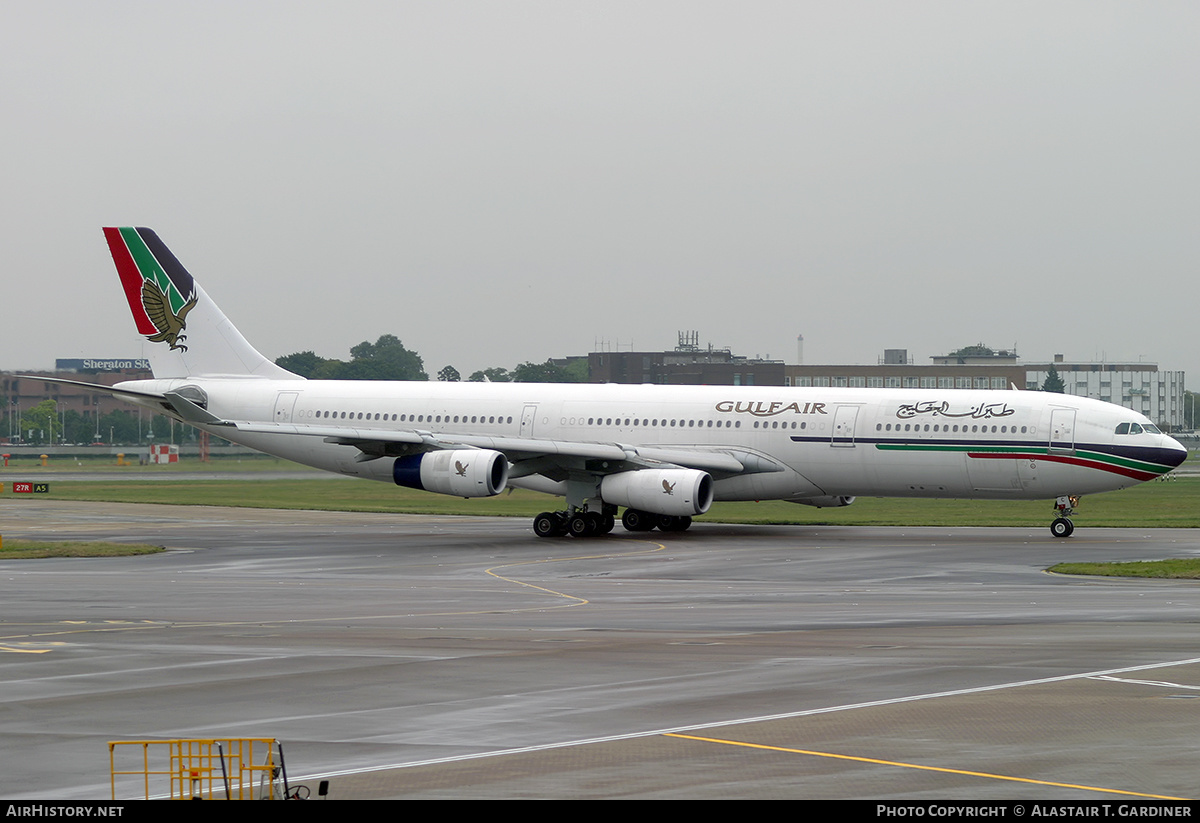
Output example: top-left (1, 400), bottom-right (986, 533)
top-left (50, 227), bottom-right (1187, 539)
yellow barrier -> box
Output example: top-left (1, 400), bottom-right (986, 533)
top-left (110, 738), bottom-right (281, 800)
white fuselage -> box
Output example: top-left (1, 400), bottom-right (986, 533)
top-left (119, 377), bottom-right (1186, 503)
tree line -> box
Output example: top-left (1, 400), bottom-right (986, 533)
top-left (274, 335), bottom-right (588, 384)
top-left (3, 400), bottom-right (178, 446)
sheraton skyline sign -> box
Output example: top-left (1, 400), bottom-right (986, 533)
top-left (54, 358), bottom-right (151, 372)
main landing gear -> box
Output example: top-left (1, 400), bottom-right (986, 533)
top-left (620, 509), bottom-right (692, 533)
top-left (533, 510), bottom-right (614, 538)
top-left (1050, 495), bottom-right (1079, 538)
top-left (532, 508), bottom-right (692, 538)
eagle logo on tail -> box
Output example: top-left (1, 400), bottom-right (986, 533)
top-left (141, 280), bottom-right (198, 351)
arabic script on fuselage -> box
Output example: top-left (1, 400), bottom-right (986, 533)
top-left (895, 400), bottom-right (1014, 420)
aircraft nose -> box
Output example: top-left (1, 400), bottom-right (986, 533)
top-left (1163, 436), bottom-right (1188, 468)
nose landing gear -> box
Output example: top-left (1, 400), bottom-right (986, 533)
top-left (1050, 495), bottom-right (1079, 538)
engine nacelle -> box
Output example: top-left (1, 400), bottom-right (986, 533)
top-left (789, 495), bottom-right (856, 508)
top-left (601, 469), bottom-right (714, 516)
top-left (393, 450), bottom-right (508, 498)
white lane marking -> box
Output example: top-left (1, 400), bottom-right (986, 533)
top-left (1090, 674), bottom-right (1200, 690)
top-left (297, 654), bottom-right (1200, 779)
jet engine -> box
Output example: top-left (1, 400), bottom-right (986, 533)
top-left (601, 469), bottom-right (714, 516)
top-left (393, 450), bottom-right (508, 498)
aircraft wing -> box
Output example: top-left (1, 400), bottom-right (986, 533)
top-left (217, 417), bottom-right (764, 476)
top-left (174, 393), bottom-right (770, 479)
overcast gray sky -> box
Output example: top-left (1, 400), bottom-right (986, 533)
top-left (2, 2), bottom-right (1197, 381)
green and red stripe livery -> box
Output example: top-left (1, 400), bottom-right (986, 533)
top-left (873, 441), bottom-right (1177, 482)
top-left (104, 226), bottom-right (197, 337)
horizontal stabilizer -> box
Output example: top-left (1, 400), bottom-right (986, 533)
top-left (162, 391), bottom-right (224, 425)
top-left (18, 375), bottom-right (168, 406)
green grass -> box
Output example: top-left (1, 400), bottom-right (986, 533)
top-left (8, 475), bottom-right (1199, 528)
top-left (0, 540), bottom-right (165, 559)
top-left (1049, 559), bottom-right (1200, 579)
top-left (0, 454), bottom-right (316, 473)
top-left (4, 466), bottom-right (1197, 566)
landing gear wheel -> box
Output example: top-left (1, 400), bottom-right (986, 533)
top-left (1050, 496), bottom-right (1079, 538)
top-left (568, 513), bottom-right (596, 538)
top-left (657, 515), bottom-right (693, 532)
top-left (622, 509), bottom-right (656, 532)
top-left (1051, 517), bottom-right (1074, 538)
top-left (598, 514), bottom-right (615, 534)
top-left (533, 512), bottom-right (564, 538)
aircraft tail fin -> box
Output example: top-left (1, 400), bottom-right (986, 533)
top-left (104, 227), bottom-right (300, 381)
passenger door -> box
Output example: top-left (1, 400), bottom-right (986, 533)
top-left (1049, 408), bottom-right (1076, 455)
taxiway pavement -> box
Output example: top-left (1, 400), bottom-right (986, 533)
top-left (2, 499), bottom-right (1199, 800)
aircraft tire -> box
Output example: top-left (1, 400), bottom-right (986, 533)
top-left (621, 509), bottom-right (656, 532)
top-left (534, 512), bottom-right (563, 538)
top-left (658, 515), bottom-right (692, 532)
top-left (568, 513), bottom-right (596, 538)
top-left (1050, 517), bottom-right (1074, 538)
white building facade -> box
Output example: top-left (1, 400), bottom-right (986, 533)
top-left (1024, 359), bottom-right (1186, 430)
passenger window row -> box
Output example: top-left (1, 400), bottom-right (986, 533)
top-left (299, 410), bottom-right (514, 425)
top-left (876, 422), bottom-right (1031, 434)
top-left (562, 417), bottom-right (744, 429)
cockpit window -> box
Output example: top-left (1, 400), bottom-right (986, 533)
top-left (1144, 424), bottom-right (1162, 434)
top-left (1116, 422), bottom-right (1146, 435)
